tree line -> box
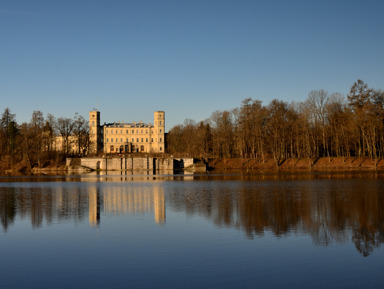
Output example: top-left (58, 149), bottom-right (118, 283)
top-left (0, 110), bottom-right (89, 171)
top-left (167, 80), bottom-right (384, 165)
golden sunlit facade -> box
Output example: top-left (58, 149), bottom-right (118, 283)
top-left (89, 110), bottom-right (165, 154)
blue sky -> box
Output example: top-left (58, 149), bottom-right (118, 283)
top-left (1, 0), bottom-right (383, 130)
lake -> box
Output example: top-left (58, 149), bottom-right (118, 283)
top-left (1, 171), bottom-right (384, 288)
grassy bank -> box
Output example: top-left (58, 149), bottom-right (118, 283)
top-left (208, 157), bottom-right (384, 171)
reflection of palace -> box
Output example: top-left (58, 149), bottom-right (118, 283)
top-left (88, 187), bottom-right (100, 227)
top-left (88, 185), bottom-right (166, 227)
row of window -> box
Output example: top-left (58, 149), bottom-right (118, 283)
top-left (105, 129), bottom-right (163, 134)
top-left (106, 138), bottom-right (162, 143)
top-left (109, 145), bottom-right (163, 152)
top-left (106, 129), bottom-right (149, 134)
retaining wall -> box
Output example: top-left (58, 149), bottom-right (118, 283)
top-left (67, 157), bottom-right (174, 171)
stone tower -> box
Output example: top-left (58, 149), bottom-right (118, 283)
top-left (153, 111), bottom-right (165, 152)
top-left (89, 110), bottom-right (101, 154)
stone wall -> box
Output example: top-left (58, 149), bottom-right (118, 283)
top-left (67, 157), bottom-right (174, 172)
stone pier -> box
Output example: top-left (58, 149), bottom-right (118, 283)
top-left (66, 157), bottom-right (189, 172)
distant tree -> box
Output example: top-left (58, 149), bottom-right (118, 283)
top-left (199, 121), bottom-right (213, 157)
top-left (209, 110), bottom-right (235, 158)
top-left (43, 113), bottom-right (57, 152)
top-left (56, 117), bottom-right (75, 155)
top-left (7, 121), bottom-right (19, 169)
top-left (73, 113), bottom-right (89, 156)
top-left (0, 108), bottom-right (16, 156)
top-left (265, 99), bottom-right (289, 166)
top-left (348, 79), bottom-right (372, 112)
top-left (307, 90), bottom-right (330, 157)
top-left (238, 98), bottom-right (266, 159)
top-left (29, 111), bottom-right (45, 166)
top-left (0, 108), bottom-right (16, 131)
top-left (348, 80), bottom-right (373, 157)
top-left (167, 124), bottom-right (185, 155)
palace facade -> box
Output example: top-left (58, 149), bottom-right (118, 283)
top-left (89, 110), bottom-right (165, 154)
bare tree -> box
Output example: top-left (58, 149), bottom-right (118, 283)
top-left (56, 117), bottom-right (75, 155)
top-left (307, 90), bottom-right (330, 157)
top-left (347, 80), bottom-right (373, 157)
top-left (73, 113), bottom-right (90, 156)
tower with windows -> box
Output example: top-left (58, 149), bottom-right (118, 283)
top-left (89, 110), bottom-right (102, 154)
top-left (153, 111), bottom-right (165, 152)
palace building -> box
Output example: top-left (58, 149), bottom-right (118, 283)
top-left (89, 110), bottom-right (165, 154)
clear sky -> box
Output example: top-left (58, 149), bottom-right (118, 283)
top-left (1, 0), bottom-right (383, 131)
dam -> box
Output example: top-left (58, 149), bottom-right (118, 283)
top-left (66, 157), bottom-right (206, 173)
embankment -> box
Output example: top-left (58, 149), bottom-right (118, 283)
top-left (3, 156), bottom-right (383, 175)
top-left (208, 157), bottom-right (384, 171)
top-left (65, 157), bottom-right (205, 173)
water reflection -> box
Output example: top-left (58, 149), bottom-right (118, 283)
top-left (0, 184), bottom-right (166, 231)
top-left (89, 185), bottom-right (166, 226)
top-left (1, 176), bottom-right (384, 257)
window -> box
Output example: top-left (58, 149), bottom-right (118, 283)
top-left (141, 138), bottom-right (143, 142)
top-left (146, 130), bottom-right (148, 133)
top-left (160, 129), bottom-right (162, 133)
top-left (132, 130), bottom-right (134, 134)
top-left (151, 138), bottom-right (153, 142)
top-left (92, 121), bottom-right (95, 126)
top-left (146, 138), bottom-right (148, 142)
top-left (116, 138), bottom-right (118, 143)
top-left (141, 129), bottom-right (143, 133)
top-left (110, 146), bottom-right (114, 152)
top-left (160, 121), bottom-right (162, 125)
top-left (132, 138), bottom-right (134, 142)
top-left (111, 138), bottom-right (114, 142)
top-left (126, 138), bottom-right (128, 142)
top-left (136, 130), bottom-right (138, 133)
top-left (121, 138), bottom-right (123, 142)
top-left (120, 130), bottom-right (122, 134)
top-left (126, 130), bottom-right (128, 134)
top-left (107, 138), bottom-right (109, 142)
top-left (111, 130), bottom-right (113, 134)
top-left (160, 147), bottom-right (162, 151)
top-left (160, 138), bottom-right (162, 142)
top-left (137, 138), bottom-right (139, 142)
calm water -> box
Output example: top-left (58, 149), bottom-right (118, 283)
top-left (1, 172), bottom-right (384, 288)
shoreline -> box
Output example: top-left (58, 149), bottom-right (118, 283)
top-left (207, 157), bottom-right (384, 171)
top-left (1, 157), bottom-right (384, 175)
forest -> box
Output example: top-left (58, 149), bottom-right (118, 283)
top-left (0, 109), bottom-right (89, 171)
top-left (167, 79), bottom-right (384, 166)
top-left (1, 79), bottom-right (384, 171)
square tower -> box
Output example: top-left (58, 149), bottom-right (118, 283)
top-left (153, 111), bottom-right (165, 152)
top-left (89, 110), bottom-right (102, 154)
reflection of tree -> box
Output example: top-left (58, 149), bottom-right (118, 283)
top-left (166, 180), bottom-right (384, 257)
top-left (352, 226), bottom-right (384, 257)
top-left (0, 186), bottom-right (89, 230)
top-left (1, 179), bottom-right (384, 257)
top-left (0, 188), bottom-right (16, 232)
top-left (350, 186), bottom-right (384, 256)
